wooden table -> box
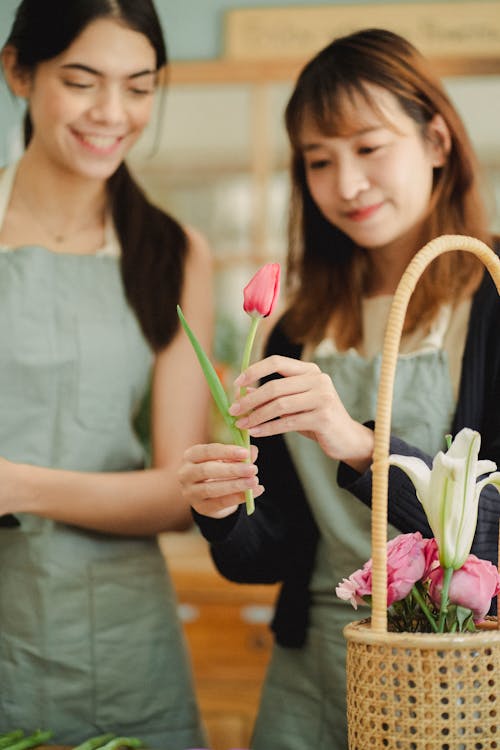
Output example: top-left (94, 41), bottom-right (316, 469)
top-left (160, 530), bottom-right (279, 750)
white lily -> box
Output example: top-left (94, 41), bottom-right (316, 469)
top-left (389, 428), bottom-right (500, 569)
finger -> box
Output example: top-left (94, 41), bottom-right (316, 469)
top-left (179, 458), bottom-right (258, 486)
top-left (234, 355), bottom-right (320, 389)
top-left (231, 372), bottom-right (326, 420)
top-left (235, 390), bottom-right (319, 431)
top-left (183, 443), bottom-right (250, 464)
top-left (193, 484), bottom-right (265, 518)
top-left (187, 474), bottom-right (262, 503)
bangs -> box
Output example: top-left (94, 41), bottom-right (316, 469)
top-left (287, 78), bottom-right (393, 148)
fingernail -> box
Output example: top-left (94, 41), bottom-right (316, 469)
top-left (248, 426), bottom-right (261, 436)
top-left (234, 373), bottom-right (245, 387)
top-left (228, 402), bottom-right (240, 415)
top-left (236, 417), bottom-right (249, 429)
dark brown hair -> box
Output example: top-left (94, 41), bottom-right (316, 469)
top-left (5, 0), bottom-right (185, 351)
top-left (284, 28), bottom-right (491, 348)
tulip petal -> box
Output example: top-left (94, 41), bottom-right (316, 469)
top-left (243, 263), bottom-right (281, 318)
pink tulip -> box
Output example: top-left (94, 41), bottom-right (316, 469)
top-left (243, 263), bottom-right (281, 318)
top-left (427, 554), bottom-right (500, 621)
top-left (336, 532), bottom-right (433, 608)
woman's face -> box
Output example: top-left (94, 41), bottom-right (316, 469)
top-left (19, 17), bottom-right (158, 181)
top-left (299, 84), bottom-right (448, 261)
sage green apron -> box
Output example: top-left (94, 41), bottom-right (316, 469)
top-left (251, 322), bottom-right (455, 750)
top-left (0, 170), bottom-right (206, 748)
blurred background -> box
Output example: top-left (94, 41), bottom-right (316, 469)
top-left (2, 0), bottom-right (500, 366)
top-left (1, 1), bottom-right (499, 747)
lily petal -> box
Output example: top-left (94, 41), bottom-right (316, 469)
top-left (389, 429), bottom-right (500, 571)
top-left (388, 454), bottom-right (431, 507)
top-left (476, 459), bottom-right (497, 476)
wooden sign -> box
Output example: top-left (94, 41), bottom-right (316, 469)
top-left (224, 2), bottom-right (500, 61)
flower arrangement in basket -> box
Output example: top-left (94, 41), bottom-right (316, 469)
top-left (340, 235), bottom-right (500, 750)
top-left (336, 428), bottom-right (500, 634)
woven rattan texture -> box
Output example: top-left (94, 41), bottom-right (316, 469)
top-left (345, 622), bottom-right (500, 748)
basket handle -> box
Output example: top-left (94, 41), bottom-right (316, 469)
top-left (370, 234), bottom-right (500, 633)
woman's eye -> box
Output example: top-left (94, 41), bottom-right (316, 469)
top-left (64, 80), bottom-right (93, 89)
top-left (359, 144), bottom-right (386, 155)
top-left (307, 159), bottom-right (330, 170)
top-left (129, 87), bottom-right (154, 96)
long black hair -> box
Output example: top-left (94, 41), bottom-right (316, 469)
top-left (5, 0), bottom-right (186, 351)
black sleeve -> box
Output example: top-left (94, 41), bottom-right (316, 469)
top-left (193, 434), bottom-right (300, 584)
top-left (337, 423), bottom-right (433, 537)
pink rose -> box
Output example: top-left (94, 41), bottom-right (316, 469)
top-left (336, 566), bottom-right (371, 609)
top-left (422, 537), bottom-right (440, 578)
top-left (428, 554), bottom-right (500, 621)
top-left (336, 532), bottom-right (433, 608)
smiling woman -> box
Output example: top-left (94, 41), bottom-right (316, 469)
top-left (0, 1), bottom-right (211, 748)
top-left (179, 28), bottom-right (500, 750)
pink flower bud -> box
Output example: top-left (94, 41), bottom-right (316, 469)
top-left (243, 263), bottom-right (281, 318)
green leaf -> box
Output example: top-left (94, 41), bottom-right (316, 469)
top-left (177, 305), bottom-right (245, 448)
top-left (456, 605), bottom-right (475, 632)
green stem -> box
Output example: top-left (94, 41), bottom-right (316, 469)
top-left (177, 305), bottom-right (245, 448)
top-left (240, 316), bottom-right (261, 515)
top-left (73, 735), bottom-right (116, 750)
top-left (98, 738), bottom-right (144, 750)
top-left (411, 584), bottom-right (439, 633)
top-left (6, 731), bottom-right (53, 750)
top-left (438, 566), bottom-right (454, 633)
top-left (0, 732), bottom-right (24, 750)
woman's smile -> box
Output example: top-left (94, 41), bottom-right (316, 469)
top-left (345, 201), bottom-right (385, 222)
top-left (70, 128), bottom-right (125, 155)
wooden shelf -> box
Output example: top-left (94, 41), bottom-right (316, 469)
top-left (167, 55), bottom-right (500, 85)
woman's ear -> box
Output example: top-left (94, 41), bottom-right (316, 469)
top-left (427, 113), bottom-right (451, 168)
top-left (1, 45), bottom-right (32, 98)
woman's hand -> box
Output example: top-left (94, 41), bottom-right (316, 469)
top-left (178, 443), bottom-right (264, 519)
top-left (230, 355), bottom-right (374, 472)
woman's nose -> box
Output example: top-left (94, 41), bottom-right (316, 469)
top-left (336, 157), bottom-right (370, 201)
top-left (89, 86), bottom-right (126, 124)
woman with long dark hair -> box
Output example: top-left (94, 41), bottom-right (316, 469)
top-left (0, 1), bottom-right (210, 746)
top-left (179, 29), bottom-right (500, 749)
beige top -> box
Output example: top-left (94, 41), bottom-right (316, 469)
top-left (310, 294), bottom-right (471, 400)
top-left (0, 161), bottom-right (120, 257)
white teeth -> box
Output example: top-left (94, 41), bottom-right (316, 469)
top-left (79, 134), bottom-right (120, 149)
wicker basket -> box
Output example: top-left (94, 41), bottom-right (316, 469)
top-left (343, 235), bottom-right (500, 750)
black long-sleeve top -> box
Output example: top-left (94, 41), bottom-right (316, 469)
top-left (195, 270), bottom-right (500, 646)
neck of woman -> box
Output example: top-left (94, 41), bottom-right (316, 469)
top-left (364, 228), bottom-right (426, 297)
top-left (14, 145), bottom-right (109, 234)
